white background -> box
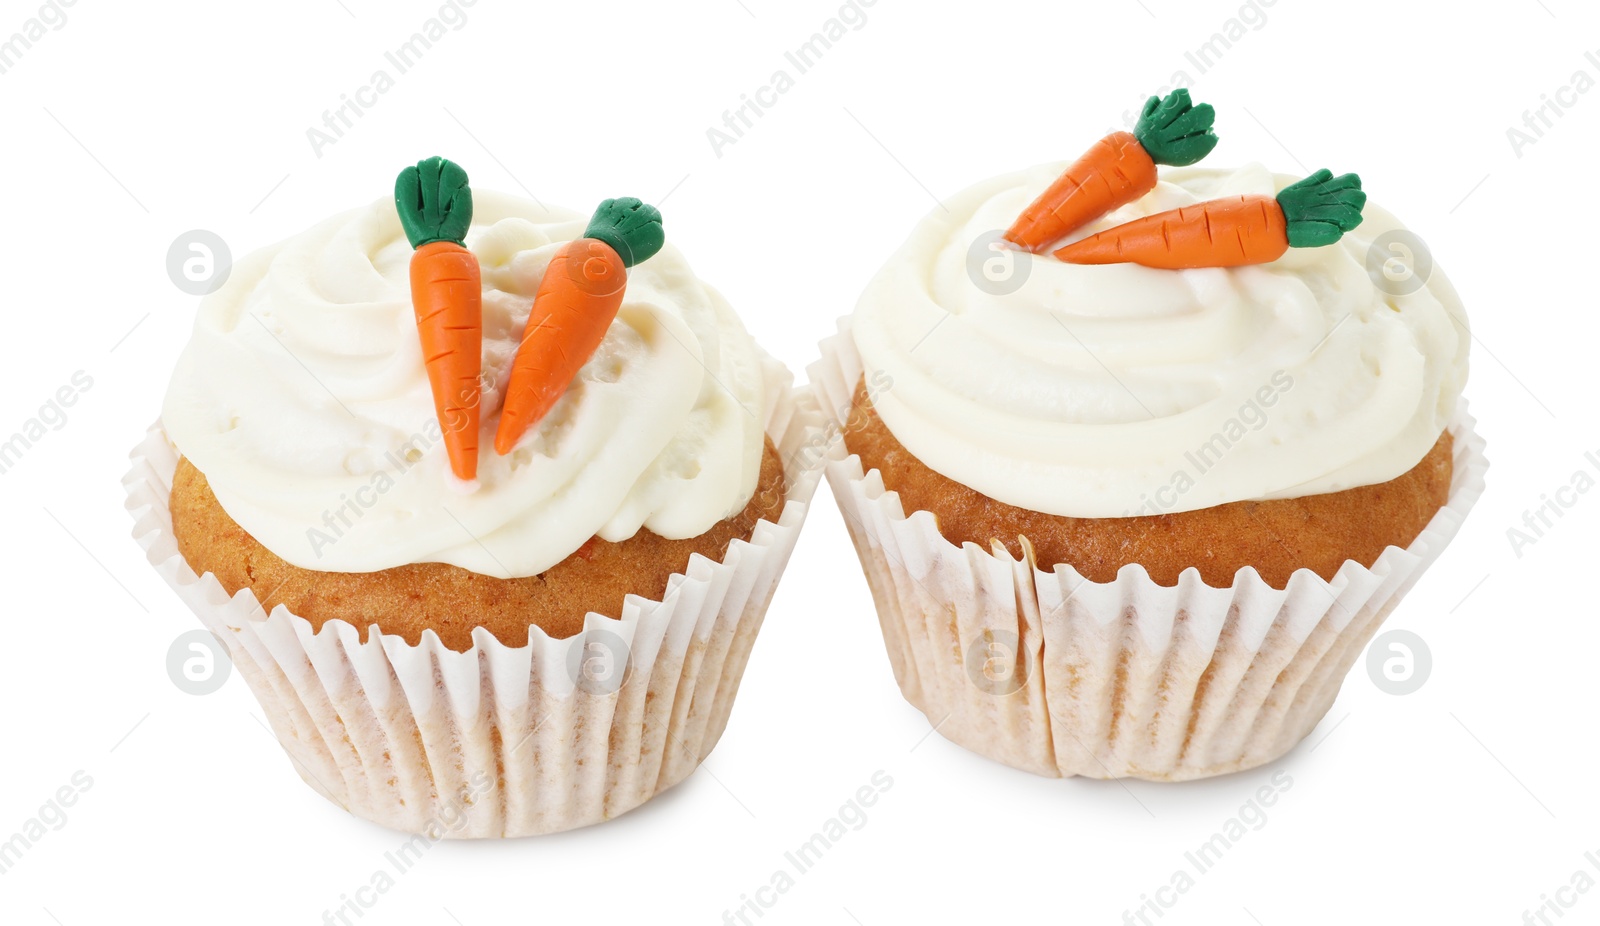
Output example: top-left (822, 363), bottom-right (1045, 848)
top-left (1, 0), bottom-right (1596, 923)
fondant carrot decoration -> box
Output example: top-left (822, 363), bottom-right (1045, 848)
top-left (1004, 89), bottom-right (1219, 252)
top-left (494, 198), bottom-right (664, 455)
top-left (396, 156), bottom-right (482, 481)
top-left (1054, 169), bottom-right (1366, 269)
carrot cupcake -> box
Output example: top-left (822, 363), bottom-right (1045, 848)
top-left (128, 158), bottom-right (825, 835)
top-left (811, 91), bottom-right (1487, 781)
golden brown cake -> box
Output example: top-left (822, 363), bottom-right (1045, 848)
top-left (845, 380), bottom-right (1451, 587)
top-left (171, 438), bottom-right (786, 650)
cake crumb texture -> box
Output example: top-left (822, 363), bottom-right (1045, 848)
top-left (844, 381), bottom-right (1452, 588)
top-left (171, 438), bottom-right (786, 650)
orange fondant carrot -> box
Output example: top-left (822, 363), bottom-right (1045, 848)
top-left (396, 156), bottom-right (481, 480)
top-left (1005, 90), bottom-right (1218, 252)
top-left (1054, 170), bottom-right (1366, 269)
top-left (494, 198), bottom-right (664, 455)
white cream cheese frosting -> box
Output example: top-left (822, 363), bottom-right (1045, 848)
top-left (163, 191), bottom-right (767, 578)
top-left (851, 163), bottom-right (1468, 518)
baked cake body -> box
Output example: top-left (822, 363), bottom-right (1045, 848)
top-left (171, 438), bottom-right (785, 649)
top-left (845, 381), bottom-right (1450, 587)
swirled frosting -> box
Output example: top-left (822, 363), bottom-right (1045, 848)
top-left (851, 163), bottom-right (1468, 518)
top-left (163, 191), bottom-right (767, 578)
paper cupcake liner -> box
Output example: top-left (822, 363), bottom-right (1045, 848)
top-left (124, 357), bottom-right (826, 836)
top-left (809, 318), bottom-right (1488, 781)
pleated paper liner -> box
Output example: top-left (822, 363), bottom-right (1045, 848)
top-left (125, 356), bottom-right (827, 836)
top-left (810, 318), bottom-right (1488, 781)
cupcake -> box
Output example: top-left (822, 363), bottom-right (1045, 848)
top-left (126, 158), bottom-right (825, 835)
top-left (811, 92), bottom-right (1487, 781)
